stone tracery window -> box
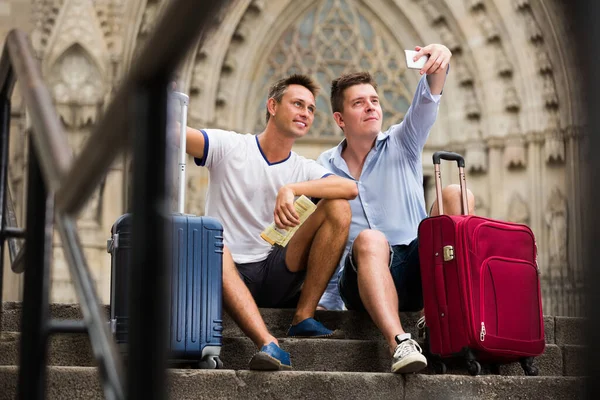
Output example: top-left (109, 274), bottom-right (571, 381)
top-left (254, 0), bottom-right (413, 140)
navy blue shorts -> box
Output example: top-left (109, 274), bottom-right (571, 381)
top-left (235, 245), bottom-right (305, 308)
top-left (338, 238), bottom-right (423, 312)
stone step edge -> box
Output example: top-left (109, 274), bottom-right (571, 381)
top-left (0, 365), bottom-right (586, 400)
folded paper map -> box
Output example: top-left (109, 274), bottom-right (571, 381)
top-left (260, 195), bottom-right (317, 247)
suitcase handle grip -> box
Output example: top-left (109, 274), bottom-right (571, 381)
top-left (432, 151), bottom-right (469, 216)
top-left (432, 151), bottom-right (465, 168)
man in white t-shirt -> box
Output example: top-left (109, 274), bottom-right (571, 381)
top-left (180, 75), bottom-right (358, 371)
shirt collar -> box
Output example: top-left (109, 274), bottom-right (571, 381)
top-left (329, 131), bottom-right (389, 162)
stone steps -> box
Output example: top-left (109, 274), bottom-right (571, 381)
top-left (0, 366), bottom-right (586, 400)
top-left (2, 302), bottom-right (582, 345)
top-left (0, 332), bottom-right (575, 376)
top-left (1, 301), bottom-right (588, 399)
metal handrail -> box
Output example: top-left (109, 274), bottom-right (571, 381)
top-left (6, 183), bottom-right (26, 273)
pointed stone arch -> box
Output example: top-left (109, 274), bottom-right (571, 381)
top-left (247, 0), bottom-right (418, 141)
top-left (42, 0), bottom-right (110, 77)
top-left (46, 43), bottom-right (106, 129)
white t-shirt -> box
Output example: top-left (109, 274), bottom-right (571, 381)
top-left (195, 129), bottom-right (332, 264)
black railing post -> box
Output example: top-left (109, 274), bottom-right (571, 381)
top-left (17, 143), bottom-right (52, 400)
top-left (127, 77), bottom-right (170, 400)
top-left (0, 92), bottom-right (10, 320)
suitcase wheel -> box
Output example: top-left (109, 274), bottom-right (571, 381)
top-left (431, 360), bottom-right (447, 375)
top-left (466, 360), bottom-right (482, 376)
top-left (198, 355), bottom-right (223, 369)
top-left (519, 357), bottom-right (539, 376)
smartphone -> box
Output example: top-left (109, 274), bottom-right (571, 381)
top-left (404, 50), bottom-right (429, 70)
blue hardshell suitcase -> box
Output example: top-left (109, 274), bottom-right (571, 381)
top-left (107, 92), bottom-right (224, 368)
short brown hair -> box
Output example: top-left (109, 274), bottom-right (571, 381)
top-left (330, 72), bottom-right (378, 113)
top-left (265, 74), bottom-right (320, 123)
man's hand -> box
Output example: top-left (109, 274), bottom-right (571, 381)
top-left (274, 185), bottom-right (300, 229)
top-left (413, 44), bottom-right (452, 76)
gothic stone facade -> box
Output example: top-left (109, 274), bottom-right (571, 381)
top-left (0, 0), bottom-right (585, 316)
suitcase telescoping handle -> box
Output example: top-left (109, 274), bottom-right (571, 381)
top-left (171, 91), bottom-right (189, 214)
top-left (432, 151), bottom-right (469, 216)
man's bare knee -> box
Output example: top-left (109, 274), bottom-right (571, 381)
top-left (437, 184), bottom-right (475, 215)
top-left (353, 230), bottom-right (389, 268)
top-left (319, 198), bottom-right (351, 227)
top-left (441, 184), bottom-right (461, 198)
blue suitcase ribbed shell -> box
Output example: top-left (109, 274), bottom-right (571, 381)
top-left (108, 214), bottom-right (223, 363)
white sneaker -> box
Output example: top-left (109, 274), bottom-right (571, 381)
top-left (391, 337), bottom-right (427, 374)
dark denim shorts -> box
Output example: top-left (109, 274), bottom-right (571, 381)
top-left (235, 245), bottom-right (305, 308)
top-left (338, 238), bottom-right (423, 312)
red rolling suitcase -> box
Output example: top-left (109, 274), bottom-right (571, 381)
top-left (107, 92), bottom-right (224, 368)
top-left (417, 151), bottom-right (545, 376)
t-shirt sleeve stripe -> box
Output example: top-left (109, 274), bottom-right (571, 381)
top-left (194, 129), bottom-right (210, 166)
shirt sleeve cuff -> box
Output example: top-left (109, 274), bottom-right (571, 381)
top-left (421, 65), bottom-right (449, 103)
top-left (422, 75), bottom-right (443, 104)
top-left (193, 129), bottom-right (209, 166)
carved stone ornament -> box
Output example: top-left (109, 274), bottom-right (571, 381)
top-left (32, 0), bottom-right (62, 53)
top-left (216, 85), bottom-right (232, 108)
top-left (464, 88), bottom-right (481, 119)
top-left (526, 14), bottom-right (543, 43)
top-left (465, 140), bottom-right (488, 173)
top-left (249, 0), bottom-right (266, 13)
top-left (507, 193), bottom-right (530, 225)
top-left (495, 46), bottom-right (513, 77)
top-left (503, 123), bottom-right (527, 168)
top-left (545, 188), bottom-right (568, 267)
top-left (504, 86), bottom-right (521, 112)
top-left (222, 51), bottom-right (238, 74)
top-left (536, 48), bottom-right (553, 74)
top-left (543, 75), bottom-right (559, 109)
top-left (438, 25), bottom-right (462, 52)
top-left (504, 140), bottom-right (527, 168)
top-left (94, 0), bottom-right (124, 56)
top-left (465, 0), bottom-right (485, 12)
top-left (49, 46), bottom-right (105, 128)
top-left (455, 61), bottom-right (474, 86)
top-left (476, 13), bottom-right (500, 42)
top-left (544, 115), bottom-right (565, 164)
top-left (233, 16), bottom-right (251, 42)
top-left (422, 0), bottom-right (445, 24)
top-left (513, 0), bottom-right (531, 11)
top-left (44, 0), bottom-right (110, 73)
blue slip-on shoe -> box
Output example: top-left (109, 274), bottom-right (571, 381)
top-left (286, 317), bottom-right (341, 338)
top-left (248, 342), bottom-right (292, 371)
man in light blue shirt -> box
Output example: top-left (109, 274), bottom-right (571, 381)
top-left (317, 44), bottom-right (474, 374)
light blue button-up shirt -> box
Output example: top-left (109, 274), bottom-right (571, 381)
top-left (317, 75), bottom-right (442, 310)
